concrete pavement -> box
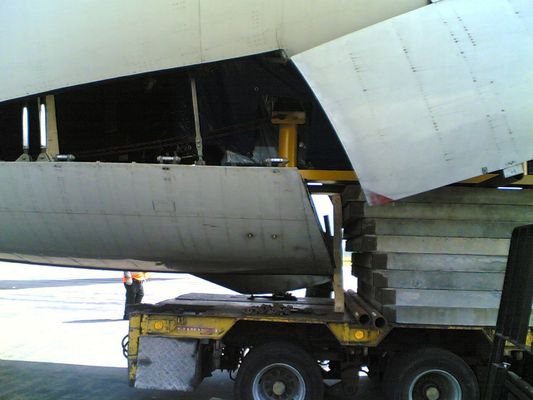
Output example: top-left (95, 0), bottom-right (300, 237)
top-left (0, 263), bottom-right (383, 399)
top-left (0, 359), bottom-right (233, 400)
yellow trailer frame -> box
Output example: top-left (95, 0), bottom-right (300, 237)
top-left (126, 293), bottom-right (387, 385)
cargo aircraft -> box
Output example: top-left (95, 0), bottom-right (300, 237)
top-left (0, 0), bottom-right (531, 293)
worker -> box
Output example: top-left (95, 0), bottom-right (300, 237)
top-left (123, 271), bottom-right (148, 320)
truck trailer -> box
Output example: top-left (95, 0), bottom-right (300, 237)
top-left (122, 187), bottom-right (533, 400)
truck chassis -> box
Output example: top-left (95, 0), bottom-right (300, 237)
top-left (125, 292), bottom-right (490, 399)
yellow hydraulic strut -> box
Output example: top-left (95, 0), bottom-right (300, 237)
top-left (272, 111), bottom-right (305, 168)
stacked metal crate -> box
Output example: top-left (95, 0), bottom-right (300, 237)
top-left (343, 186), bottom-right (533, 326)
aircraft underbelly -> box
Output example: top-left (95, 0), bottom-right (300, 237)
top-left (293, 0), bottom-right (533, 204)
top-left (0, 162), bottom-right (332, 292)
top-left (0, 0), bottom-right (425, 102)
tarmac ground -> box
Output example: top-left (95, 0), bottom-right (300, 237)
top-left (0, 263), bottom-right (384, 400)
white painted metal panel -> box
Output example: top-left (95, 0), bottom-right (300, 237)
top-left (293, 0), bottom-right (533, 204)
top-left (0, 163), bottom-right (332, 292)
top-left (0, 0), bottom-right (425, 102)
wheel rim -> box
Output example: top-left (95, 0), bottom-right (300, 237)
top-left (252, 362), bottom-right (306, 400)
top-left (408, 369), bottom-right (462, 400)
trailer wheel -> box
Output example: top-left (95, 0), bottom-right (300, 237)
top-left (234, 342), bottom-right (324, 400)
top-left (383, 348), bottom-right (479, 400)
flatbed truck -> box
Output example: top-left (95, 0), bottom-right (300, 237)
top-left (124, 290), bottom-right (492, 399)
top-left (123, 195), bottom-right (533, 400)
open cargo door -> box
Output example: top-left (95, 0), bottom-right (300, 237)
top-left (293, 0), bottom-right (533, 204)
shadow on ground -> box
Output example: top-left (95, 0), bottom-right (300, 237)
top-left (0, 359), bottom-right (385, 400)
top-left (0, 359), bottom-right (233, 400)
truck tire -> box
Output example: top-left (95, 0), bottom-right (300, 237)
top-left (234, 341), bottom-right (324, 400)
top-left (383, 347), bottom-right (479, 400)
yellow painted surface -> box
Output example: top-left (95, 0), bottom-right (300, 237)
top-left (128, 311), bottom-right (386, 385)
top-left (278, 124), bottom-right (298, 168)
top-left (298, 169), bottom-right (533, 186)
top-left (299, 169), bottom-right (358, 182)
top-left (461, 173), bottom-right (533, 185)
top-left (327, 322), bottom-right (383, 346)
top-left (141, 315), bottom-right (236, 340)
top-left (136, 313), bottom-right (385, 346)
top-left (509, 174), bottom-right (533, 185)
top-left (271, 111), bottom-right (305, 125)
top-left (127, 314), bottom-right (142, 382)
top-left (128, 314), bottom-right (142, 357)
top-left (45, 95), bottom-right (59, 156)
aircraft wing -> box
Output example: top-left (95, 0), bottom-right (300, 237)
top-left (293, 0), bottom-right (533, 204)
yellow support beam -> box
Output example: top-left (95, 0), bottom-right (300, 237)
top-left (299, 169), bottom-right (533, 185)
top-left (508, 174), bottom-right (533, 185)
top-left (327, 322), bottom-right (384, 346)
top-left (461, 173), bottom-right (533, 185)
top-left (272, 111), bottom-right (305, 168)
top-left (299, 169), bottom-right (357, 182)
top-left (331, 194), bottom-right (344, 313)
top-left (142, 315), bottom-right (236, 340)
top-left (278, 124), bottom-right (298, 167)
top-left (45, 95), bottom-right (60, 157)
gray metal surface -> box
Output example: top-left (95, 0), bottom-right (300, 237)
top-left (347, 235), bottom-right (511, 256)
top-left (0, 162), bottom-right (332, 293)
top-left (197, 274), bottom-right (331, 294)
top-left (135, 337), bottom-right (201, 391)
top-left (344, 185), bottom-right (533, 206)
top-left (345, 185), bottom-right (533, 326)
top-left (0, 0), bottom-right (425, 102)
top-left (345, 202), bottom-right (533, 223)
top-left (384, 305), bottom-right (533, 327)
top-left (353, 253), bottom-right (507, 272)
top-left (293, 0), bottom-right (533, 204)
top-left (377, 288), bottom-right (503, 308)
top-left (154, 292), bottom-right (344, 322)
top-left (346, 219), bottom-right (525, 239)
top-left (355, 267), bottom-right (505, 291)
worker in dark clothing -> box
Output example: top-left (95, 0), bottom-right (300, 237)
top-left (123, 271), bottom-right (148, 320)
